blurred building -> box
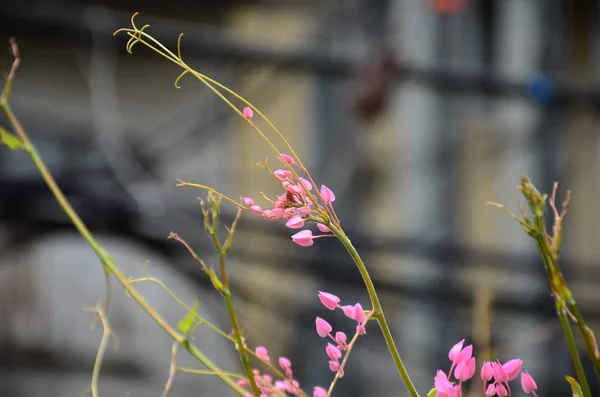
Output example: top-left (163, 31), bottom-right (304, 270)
top-left (0, 0), bottom-right (599, 396)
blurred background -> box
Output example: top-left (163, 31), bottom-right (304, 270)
top-left (0, 0), bottom-right (599, 396)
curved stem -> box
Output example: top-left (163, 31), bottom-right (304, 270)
top-left (328, 224), bottom-right (419, 397)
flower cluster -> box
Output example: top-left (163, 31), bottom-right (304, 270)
top-left (315, 291), bottom-right (370, 379)
top-left (241, 152), bottom-right (336, 247)
top-left (433, 340), bottom-right (538, 397)
top-left (237, 346), bottom-right (304, 397)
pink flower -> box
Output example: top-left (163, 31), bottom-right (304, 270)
top-left (356, 325), bottom-right (366, 335)
top-left (292, 229), bottom-right (314, 247)
top-left (278, 153), bottom-right (295, 165)
top-left (485, 383), bottom-right (496, 396)
top-left (351, 303), bottom-right (366, 323)
top-left (328, 360), bottom-right (339, 372)
top-left (492, 362), bottom-right (508, 383)
top-left (315, 317), bottom-right (332, 338)
top-left (243, 107), bottom-right (254, 119)
top-left (320, 185), bottom-right (336, 204)
top-left (318, 291), bottom-right (340, 310)
top-left (335, 331), bottom-right (347, 346)
top-left (279, 357), bottom-right (292, 371)
top-left (481, 361), bottom-right (494, 381)
top-left (521, 371), bottom-right (538, 394)
top-left (313, 386), bottom-right (327, 397)
top-left (317, 223), bottom-right (331, 233)
top-left (326, 343), bottom-right (342, 361)
top-left (456, 344), bottom-right (473, 363)
top-left (298, 177), bottom-right (313, 191)
top-left (496, 383), bottom-right (508, 397)
top-left (298, 205), bottom-right (312, 214)
top-left (255, 346), bottom-right (270, 362)
top-left (243, 197), bottom-right (254, 206)
top-left (434, 370), bottom-right (461, 397)
top-left (285, 215), bottom-right (305, 229)
top-left (501, 359), bottom-right (522, 381)
top-left (454, 356), bottom-right (476, 381)
top-left (274, 169), bottom-right (292, 180)
top-left (237, 379), bottom-right (248, 387)
top-left (449, 339), bottom-right (465, 363)
top-left (250, 205), bottom-right (263, 214)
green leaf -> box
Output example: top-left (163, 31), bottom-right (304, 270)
top-left (0, 127), bottom-right (22, 150)
top-left (177, 298), bottom-right (200, 335)
top-left (565, 375), bottom-right (584, 397)
top-left (426, 388), bottom-right (437, 397)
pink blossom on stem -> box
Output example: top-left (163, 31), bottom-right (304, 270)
top-left (492, 362), bottom-right (508, 383)
top-left (454, 356), bottom-right (476, 381)
top-left (485, 383), bottom-right (496, 396)
top-left (521, 371), bottom-right (538, 395)
top-left (481, 361), bottom-right (494, 381)
top-left (292, 229), bottom-right (314, 247)
top-left (356, 325), bottom-right (366, 335)
top-left (285, 215), bottom-right (305, 229)
top-left (341, 305), bottom-right (354, 318)
top-left (298, 177), bottom-right (313, 191)
top-left (274, 169), bottom-right (293, 180)
top-left (298, 205), bottom-right (312, 214)
top-left (237, 379), bottom-right (248, 387)
top-left (350, 303), bottom-right (366, 323)
top-left (278, 153), bottom-right (296, 165)
top-left (318, 291), bottom-right (340, 310)
top-left (279, 357), bottom-right (292, 371)
top-left (320, 185), bottom-right (336, 204)
top-left (328, 360), bottom-right (340, 372)
top-left (250, 205), bottom-right (263, 214)
top-left (243, 197), bottom-right (254, 206)
top-left (449, 339), bottom-right (465, 363)
top-left (315, 317), bottom-right (332, 338)
top-left (255, 346), bottom-right (270, 362)
top-left (496, 383), bottom-right (508, 397)
top-left (326, 343), bottom-right (342, 361)
top-left (243, 107), bottom-right (254, 119)
top-left (335, 331), bottom-right (347, 347)
top-left (317, 223), bottom-right (331, 233)
top-left (501, 359), bottom-right (523, 381)
top-left (313, 386), bottom-right (327, 397)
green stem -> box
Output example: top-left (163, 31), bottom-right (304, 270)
top-left (1, 102), bottom-right (246, 397)
top-left (567, 302), bottom-right (600, 376)
top-left (556, 302), bottom-right (592, 397)
top-left (328, 224), bottom-right (419, 397)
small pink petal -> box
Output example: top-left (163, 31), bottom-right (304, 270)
top-left (291, 229), bottom-right (314, 247)
top-left (318, 291), bottom-right (340, 310)
top-left (326, 343), bottom-right (342, 360)
top-left (335, 331), bottom-right (347, 346)
top-left (521, 371), bottom-right (538, 394)
top-left (485, 383), bottom-right (496, 396)
top-left (356, 324), bottom-right (366, 335)
top-left (317, 223), bottom-right (331, 233)
top-left (502, 359), bottom-right (522, 381)
top-left (351, 303), bottom-right (366, 323)
top-left (328, 360), bottom-right (339, 372)
top-left (434, 370), bottom-right (451, 391)
top-left (298, 205), bottom-right (313, 214)
top-left (243, 197), bottom-right (254, 206)
top-left (341, 305), bottom-right (354, 318)
top-left (313, 386), bottom-right (327, 397)
top-left (278, 357), bottom-right (292, 371)
top-left (237, 379), bottom-right (248, 387)
top-left (285, 215), bottom-right (305, 229)
top-left (448, 339), bottom-right (465, 363)
top-left (455, 357), bottom-right (476, 381)
top-left (274, 169), bottom-right (292, 180)
top-left (250, 205), bottom-right (263, 214)
top-left (255, 346), bottom-right (270, 361)
top-left (492, 362), bottom-right (508, 383)
top-left (243, 107), bottom-right (254, 119)
top-left (480, 361), bottom-right (494, 381)
top-left (298, 177), bottom-right (313, 191)
top-left (278, 153), bottom-right (296, 165)
top-left (315, 317), bottom-right (332, 338)
top-left (320, 185), bottom-right (336, 204)
top-left (496, 383), bottom-right (508, 397)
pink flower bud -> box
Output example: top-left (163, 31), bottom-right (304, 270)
top-left (315, 317), bottom-right (332, 338)
top-left (243, 197), bottom-right (254, 206)
top-left (237, 379), bottom-right (248, 387)
top-left (521, 371), bottom-right (537, 394)
top-left (356, 325), bottom-right (366, 335)
top-left (317, 223), bottom-right (331, 233)
top-left (492, 362), bottom-right (508, 383)
top-left (502, 359), bottom-right (522, 381)
top-left (328, 360), bottom-right (339, 372)
top-left (274, 381), bottom-right (286, 390)
top-left (485, 383), bottom-right (496, 396)
top-left (255, 346), bottom-right (270, 362)
top-left (341, 305), bottom-right (354, 318)
top-left (454, 357), bottom-right (476, 381)
top-left (351, 303), bottom-right (366, 323)
top-left (298, 177), bottom-right (313, 191)
top-left (285, 215), bottom-right (305, 229)
top-left (291, 229), bottom-right (314, 247)
top-left (313, 386), bottom-right (327, 397)
top-left (326, 343), bottom-right (342, 361)
top-left (318, 291), bottom-right (340, 310)
top-left (496, 383), bottom-right (508, 397)
top-left (335, 331), bottom-right (347, 346)
top-left (243, 107), bottom-right (254, 119)
top-left (298, 205), bottom-right (312, 214)
top-left (274, 169), bottom-right (292, 180)
top-left (278, 357), bottom-right (292, 371)
top-left (278, 153), bottom-right (295, 165)
top-left (449, 339), bottom-right (465, 363)
top-left (250, 205), bottom-right (263, 214)
top-left (320, 185), bottom-right (336, 204)
top-left (480, 361), bottom-right (493, 381)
